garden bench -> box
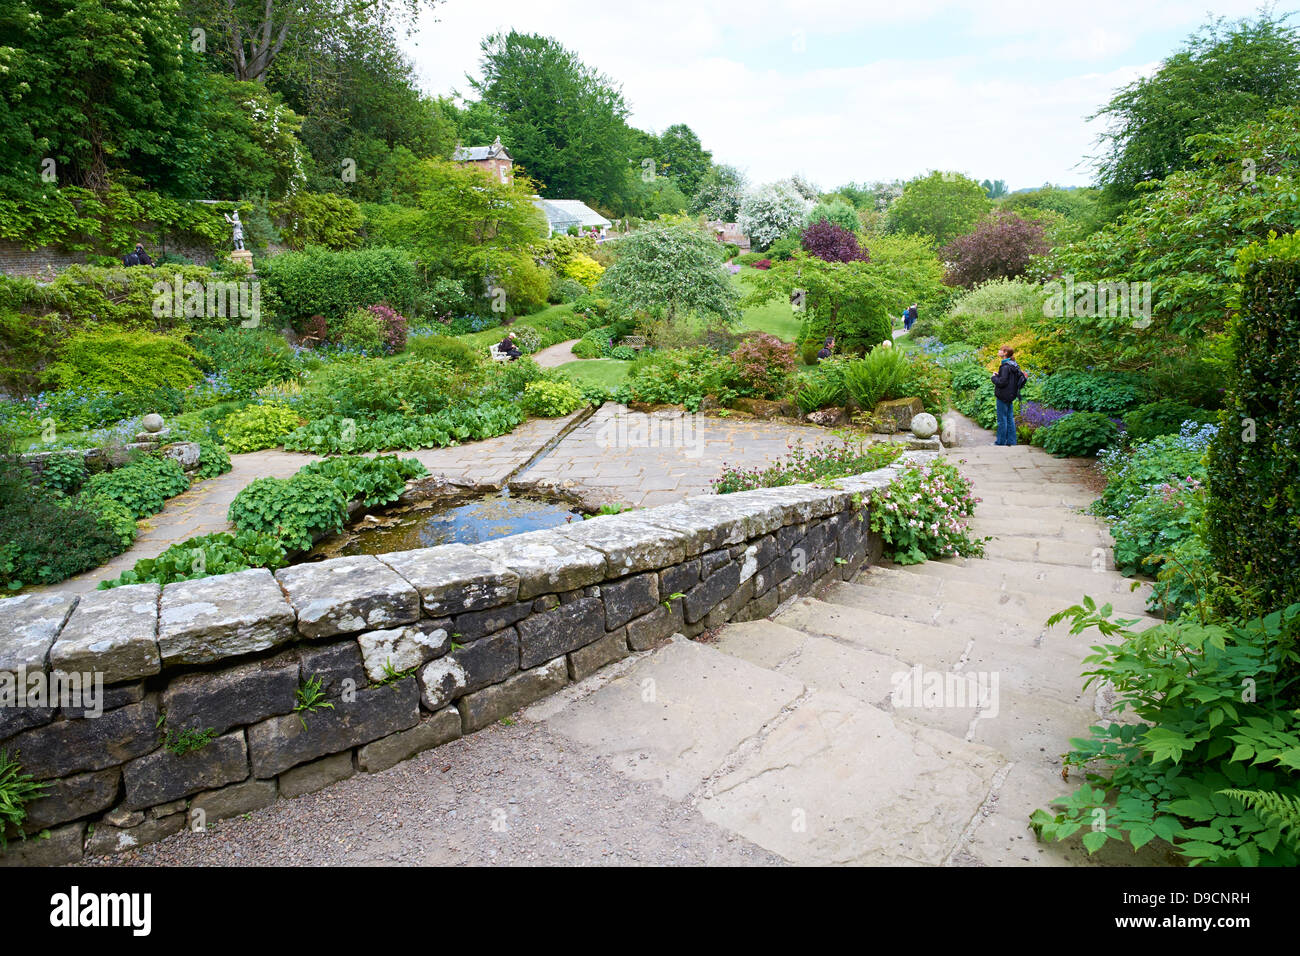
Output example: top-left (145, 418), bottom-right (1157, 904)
top-left (488, 344), bottom-right (511, 363)
top-left (622, 335), bottom-right (647, 351)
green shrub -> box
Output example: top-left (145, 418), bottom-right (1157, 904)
top-left (1040, 411), bottom-right (1120, 458)
top-left (1206, 234), bottom-right (1300, 613)
top-left (85, 454), bottom-right (190, 518)
top-left (795, 367), bottom-right (848, 412)
top-left (521, 380), bottom-right (586, 417)
top-left (190, 328), bottom-right (297, 397)
top-left (228, 473), bottom-right (347, 553)
top-left (0, 444), bottom-right (131, 589)
top-left (299, 455), bottom-right (427, 507)
top-left (193, 439), bottom-right (232, 480)
top-left (1039, 370), bottom-right (1146, 415)
top-left (335, 307), bottom-right (384, 353)
top-left (39, 453), bottom-right (86, 494)
top-left (406, 334), bottom-right (484, 371)
top-left (625, 348), bottom-right (732, 411)
top-left (275, 191), bottom-right (363, 250)
top-left (571, 337), bottom-right (605, 359)
top-left (1031, 599), bottom-right (1300, 867)
top-left (260, 246), bottom-right (419, 326)
top-left (1122, 400), bottom-right (1214, 442)
top-left (282, 404), bottom-right (525, 453)
top-left (1111, 481), bottom-right (1205, 577)
top-left (299, 357), bottom-right (465, 419)
top-left (220, 403), bottom-right (303, 453)
top-left (46, 329), bottom-right (202, 396)
top-left (843, 347), bottom-right (911, 409)
top-left (766, 235), bottom-right (801, 261)
top-left (77, 492), bottom-right (138, 550)
top-left (101, 530), bottom-right (288, 589)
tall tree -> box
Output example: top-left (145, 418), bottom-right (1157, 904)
top-left (885, 172), bottom-right (990, 247)
top-left (690, 164), bottom-right (747, 221)
top-left (1, 0), bottom-right (208, 193)
top-left (470, 31), bottom-right (632, 209)
top-left (649, 124), bottom-right (712, 197)
top-left (1090, 12), bottom-right (1300, 210)
top-left (187, 0), bottom-right (439, 84)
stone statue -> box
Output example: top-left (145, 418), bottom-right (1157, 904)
top-left (224, 210), bottom-right (245, 251)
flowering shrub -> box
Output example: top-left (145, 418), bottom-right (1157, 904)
top-left (1110, 477), bottom-right (1206, 576)
top-left (868, 459), bottom-right (986, 565)
top-left (368, 303), bottom-right (409, 355)
top-left (712, 440), bottom-right (902, 494)
top-left (561, 252), bottom-right (604, 289)
top-left (1015, 400), bottom-right (1073, 441)
top-left (729, 333), bottom-right (796, 399)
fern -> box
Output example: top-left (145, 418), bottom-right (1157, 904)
top-left (1220, 789), bottom-right (1300, 850)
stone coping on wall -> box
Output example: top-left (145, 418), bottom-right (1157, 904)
top-left (0, 452), bottom-right (934, 865)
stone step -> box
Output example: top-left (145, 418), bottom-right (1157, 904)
top-left (855, 565), bottom-right (1155, 623)
top-left (979, 535), bottom-right (1110, 569)
top-left (889, 555), bottom-right (1159, 610)
top-left (773, 597), bottom-right (971, 671)
top-left (714, 620), bottom-right (1101, 767)
top-left (822, 580), bottom-right (1051, 645)
top-left (970, 518), bottom-right (1112, 547)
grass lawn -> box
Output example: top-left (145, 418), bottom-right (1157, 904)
top-left (553, 358), bottom-right (632, 388)
top-left (730, 266), bottom-right (802, 342)
top-left (453, 302), bottom-right (578, 350)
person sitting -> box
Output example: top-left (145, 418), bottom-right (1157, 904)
top-left (498, 331), bottom-right (522, 361)
top-left (134, 243), bottom-right (154, 266)
top-left (816, 337), bottom-right (835, 362)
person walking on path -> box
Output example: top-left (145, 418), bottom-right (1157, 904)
top-left (903, 303), bottom-right (918, 332)
top-left (991, 345), bottom-right (1028, 446)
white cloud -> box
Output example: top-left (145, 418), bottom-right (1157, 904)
top-left (399, 0), bottom-right (1268, 191)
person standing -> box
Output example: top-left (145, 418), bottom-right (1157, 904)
top-left (991, 345), bottom-right (1028, 446)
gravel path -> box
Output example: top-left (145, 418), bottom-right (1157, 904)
top-left (80, 720), bottom-right (783, 867)
top-left (531, 339), bottom-right (581, 368)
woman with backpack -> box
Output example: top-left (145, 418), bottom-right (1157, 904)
top-left (991, 345), bottom-right (1028, 446)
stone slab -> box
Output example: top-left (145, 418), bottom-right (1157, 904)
top-left (379, 544), bottom-right (520, 615)
top-left (48, 583), bottom-right (161, 685)
top-left (472, 530), bottom-right (607, 599)
top-left (158, 568), bottom-right (296, 666)
top-left (276, 556), bottom-right (420, 638)
top-left (541, 639), bottom-right (805, 801)
top-left (698, 691), bottom-right (1004, 865)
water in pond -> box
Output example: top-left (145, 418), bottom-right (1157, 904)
top-left (307, 491), bottom-right (584, 558)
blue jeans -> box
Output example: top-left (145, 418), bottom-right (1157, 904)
top-left (996, 399), bottom-right (1017, 446)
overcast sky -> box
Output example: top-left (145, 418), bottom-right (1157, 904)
top-left (400, 1), bottom-right (1283, 192)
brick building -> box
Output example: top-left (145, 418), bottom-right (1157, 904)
top-left (452, 136), bottom-right (514, 184)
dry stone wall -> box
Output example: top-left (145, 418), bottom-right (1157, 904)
top-left (0, 463), bottom-right (916, 865)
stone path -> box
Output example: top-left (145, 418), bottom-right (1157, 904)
top-left (88, 411), bottom-right (1177, 867)
top-left (44, 412), bottom-right (589, 596)
top-left (513, 403), bottom-right (841, 507)
top-left (43, 406), bottom-right (840, 595)
top-left (531, 339), bottom-right (580, 368)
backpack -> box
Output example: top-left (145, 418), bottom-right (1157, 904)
top-left (1013, 368), bottom-right (1028, 400)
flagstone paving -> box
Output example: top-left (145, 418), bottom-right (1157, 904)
top-left (87, 411), bottom-right (1178, 867)
top-left (41, 405), bottom-right (838, 595)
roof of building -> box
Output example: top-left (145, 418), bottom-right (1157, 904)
top-left (532, 198), bottom-right (611, 230)
top-left (452, 135), bottom-right (512, 162)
